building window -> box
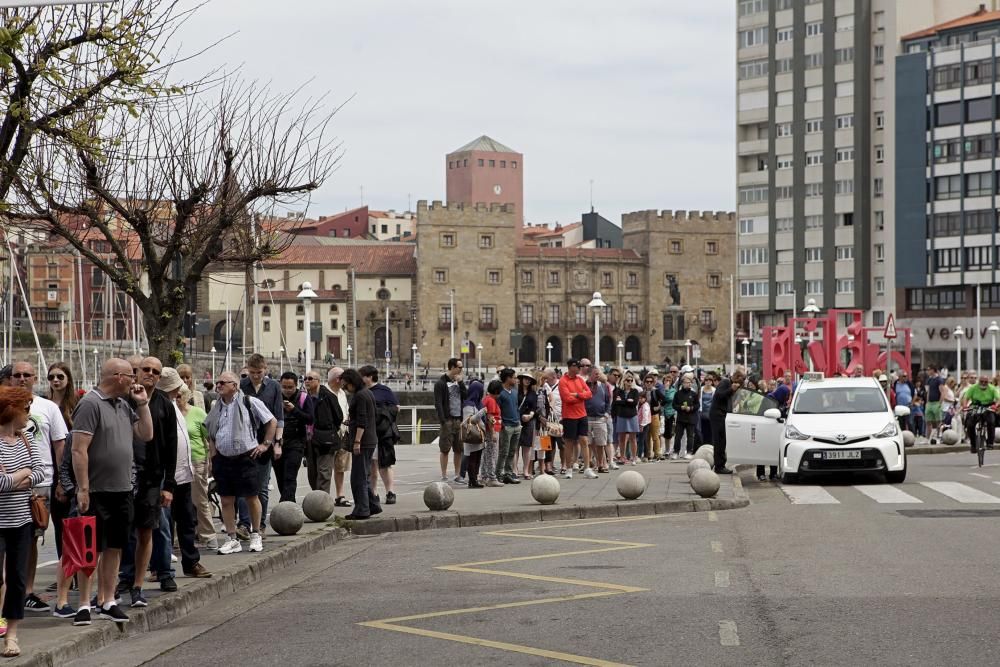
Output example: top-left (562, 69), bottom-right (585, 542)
top-left (776, 249), bottom-right (793, 264)
top-left (441, 232), bottom-right (456, 247)
top-left (805, 119), bottom-right (823, 134)
top-left (836, 246), bottom-right (854, 261)
top-left (805, 52), bottom-right (823, 68)
top-left (92, 320), bottom-right (103, 338)
top-left (708, 273), bottom-right (721, 288)
top-left (700, 309), bottom-right (714, 328)
top-left (836, 279), bottom-right (854, 294)
top-left (512, 161), bottom-right (518, 168)
top-left (549, 304), bottom-right (560, 326)
top-left (776, 122), bottom-right (792, 137)
top-left (262, 305), bottom-right (271, 317)
top-left (601, 305), bottom-right (613, 325)
top-left (739, 57), bottom-right (769, 80)
top-left (776, 217), bottom-right (794, 232)
top-left (836, 148), bottom-right (855, 163)
top-left (626, 304), bottom-right (639, 326)
top-left (875, 278), bottom-right (885, 296)
top-left (520, 304), bottom-right (534, 325)
top-left (439, 305), bottom-right (452, 325)
top-left (739, 280), bottom-right (769, 297)
top-left (263, 321), bottom-right (270, 332)
top-left (740, 26), bottom-right (769, 47)
top-left (836, 179), bottom-right (854, 195)
top-left (777, 155), bottom-right (793, 170)
top-left (776, 27), bottom-right (793, 43)
top-left (806, 280), bottom-right (823, 295)
top-left (296, 304), bottom-right (305, 315)
top-left (805, 21), bottom-right (823, 37)
top-left (602, 272), bottom-right (613, 287)
top-left (805, 182), bottom-right (823, 198)
top-left (874, 112), bottom-right (885, 129)
top-left (875, 145), bottom-right (884, 163)
top-left (739, 247), bottom-right (768, 265)
top-left (487, 269), bottom-right (501, 285)
top-left (488, 159), bottom-right (495, 167)
top-left (836, 47), bottom-right (855, 64)
top-left (874, 178), bottom-right (884, 198)
top-left (627, 272), bottom-right (638, 287)
top-left (836, 113), bottom-right (854, 130)
top-left (966, 171), bottom-right (993, 197)
top-left (934, 175), bottom-right (961, 200)
top-left (478, 159), bottom-right (484, 166)
top-left (500, 160), bottom-right (506, 168)
top-left (548, 271), bottom-right (560, 286)
top-left (575, 305), bottom-right (587, 325)
top-left (297, 320), bottom-right (304, 331)
top-left (805, 151), bottom-right (823, 166)
top-left (875, 244), bottom-right (885, 263)
top-left (521, 270), bottom-right (534, 286)
top-left (835, 14), bottom-right (854, 32)
top-left (874, 211), bottom-right (884, 230)
top-left (480, 234), bottom-right (494, 248)
top-left (738, 0), bottom-right (768, 17)
top-left (805, 215), bottom-right (823, 229)
top-left (872, 311), bottom-right (885, 326)
top-left (776, 281), bottom-right (793, 295)
top-left (669, 240), bottom-right (682, 254)
top-left (805, 247), bottom-right (823, 263)
top-left (434, 269), bottom-right (447, 284)
top-left (874, 44), bottom-right (884, 64)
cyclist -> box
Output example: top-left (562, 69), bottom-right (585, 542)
top-left (960, 375), bottom-right (1000, 455)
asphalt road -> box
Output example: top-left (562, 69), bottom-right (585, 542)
top-left (72, 452), bottom-right (1000, 667)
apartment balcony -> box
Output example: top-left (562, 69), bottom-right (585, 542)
top-left (516, 319), bottom-right (540, 330)
top-left (438, 319), bottom-right (453, 331)
top-left (478, 321), bottom-right (498, 331)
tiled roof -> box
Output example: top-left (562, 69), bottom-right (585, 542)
top-left (450, 135), bottom-right (518, 154)
top-left (902, 7), bottom-right (1000, 41)
top-left (266, 243), bottom-right (416, 275)
top-left (516, 247), bottom-right (642, 261)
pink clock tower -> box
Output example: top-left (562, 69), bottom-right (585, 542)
top-left (446, 135), bottom-right (524, 241)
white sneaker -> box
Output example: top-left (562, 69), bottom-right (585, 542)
top-left (669, 453), bottom-right (678, 460)
top-left (170, 554), bottom-right (178, 563)
top-left (610, 462), bottom-right (620, 470)
top-left (564, 471), bottom-right (573, 480)
top-left (248, 532), bottom-right (263, 553)
top-left (683, 454), bottom-right (693, 460)
top-left (217, 538), bottom-right (242, 555)
top-left (584, 468), bottom-right (598, 479)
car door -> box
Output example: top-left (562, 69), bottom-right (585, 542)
top-left (724, 389), bottom-right (784, 466)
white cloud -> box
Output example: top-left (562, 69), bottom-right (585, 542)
top-left (174, 0), bottom-right (736, 223)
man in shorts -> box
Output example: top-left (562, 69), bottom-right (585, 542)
top-left (205, 371), bottom-right (277, 555)
top-left (925, 366), bottom-right (944, 443)
top-left (10, 361), bottom-right (68, 614)
top-left (433, 358), bottom-right (467, 483)
top-left (558, 359), bottom-right (592, 480)
top-left (584, 365), bottom-right (610, 478)
top-left (72, 358), bottom-right (154, 624)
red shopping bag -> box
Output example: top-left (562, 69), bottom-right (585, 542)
top-left (61, 515), bottom-right (97, 580)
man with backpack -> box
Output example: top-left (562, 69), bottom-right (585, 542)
top-left (274, 372), bottom-right (314, 503)
top-left (360, 366), bottom-right (400, 505)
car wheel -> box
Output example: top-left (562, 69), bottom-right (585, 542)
top-left (886, 460), bottom-right (907, 484)
top-left (781, 472), bottom-right (799, 484)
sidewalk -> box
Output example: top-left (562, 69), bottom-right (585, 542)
top-left (346, 443), bottom-right (748, 534)
top-left (10, 444), bottom-right (746, 665)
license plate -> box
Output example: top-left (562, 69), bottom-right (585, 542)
top-left (824, 450), bottom-right (861, 460)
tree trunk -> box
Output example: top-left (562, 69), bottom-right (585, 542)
top-left (141, 291), bottom-right (187, 367)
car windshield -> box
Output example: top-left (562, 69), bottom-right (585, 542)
top-left (792, 387), bottom-right (888, 414)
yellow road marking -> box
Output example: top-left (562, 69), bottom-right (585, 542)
top-left (359, 514), bottom-right (669, 665)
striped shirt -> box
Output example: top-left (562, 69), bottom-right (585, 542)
top-left (0, 434), bottom-right (45, 528)
top-left (208, 394), bottom-right (274, 457)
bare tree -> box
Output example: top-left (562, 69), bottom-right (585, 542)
top-left (0, 0), bottom-right (196, 205)
top-left (10, 78), bottom-right (339, 363)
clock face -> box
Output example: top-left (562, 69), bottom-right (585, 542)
top-left (493, 184), bottom-right (502, 196)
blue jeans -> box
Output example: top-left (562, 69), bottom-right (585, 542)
top-left (238, 460), bottom-right (271, 530)
top-left (150, 506), bottom-right (175, 581)
top-left (496, 425), bottom-right (522, 479)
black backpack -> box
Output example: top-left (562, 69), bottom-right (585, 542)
top-left (375, 401), bottom-right (400, 445)
top-left (243, 396), bottom-right (268, 445)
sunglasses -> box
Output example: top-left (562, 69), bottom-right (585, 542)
top-left (624, 379), bottom-right (633, 383)
top-left (12, 373), bottom-right (34, 379)
top-left (644, 379), bottom-right (654, 383)
top-left (240, 373), bottom-right (249, 378)
top-left (47, 374), bottom-right (66, 381)
top-left (141, 366), bottom-right (162, 376)
top-left (216, 380), bottom-right (236, 386)
top-left (114, 372), bottom-right (137, 380)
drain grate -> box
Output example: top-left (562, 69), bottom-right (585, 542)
top-left (897, 509), bottom-right (1000, 518)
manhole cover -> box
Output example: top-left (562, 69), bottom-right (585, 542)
top-left (897, 509), bottom-right (1000, 518)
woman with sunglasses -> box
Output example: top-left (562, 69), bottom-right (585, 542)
top-left (0, 386), bottom-right (46, 657)
top-left (612, 373), bottom-right (640, 472)
top-left (45, 362), bottom-right (78, 608)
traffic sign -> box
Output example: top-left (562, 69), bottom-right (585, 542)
top-left (883, 314), bottom-right (897, 339)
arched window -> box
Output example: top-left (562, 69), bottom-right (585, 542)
top-left (262, 306), bottom-right (271, 317)
top-left (376, 288), bottom-right (391, 301)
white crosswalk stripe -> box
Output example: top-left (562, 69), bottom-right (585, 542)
top-left (852, 485), bottom-right (923, 504)
top-left (778, 485), bottom-right (840, 504)
top-left (920, 482), bottom-right (1000, 504)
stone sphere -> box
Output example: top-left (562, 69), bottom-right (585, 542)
top-left (616, 470), bottom-right (647, 500)
top-left (694, 446), bottom-right (715, 467)
top-left (941, 429), bottom-right (960, 446)
top-left (423, 481), bottom-right (455, 511)
top-left (270, 501), bottom-right (305, 535)
top-left (901, 430), bottom-right (915, 447)
top-left (690, 469), bottom-right (721, 498)
top-left (994, 429), bottom-right (1000, 444)
top-left (301, 490), bottom-right (336, 522)
top-left (687, 458), bottom-right (711, 479)
top-left (530, 474), bottom-right (560, 505)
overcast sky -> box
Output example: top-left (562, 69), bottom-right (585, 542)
top-left (177, 1), bottom-right (736, 226)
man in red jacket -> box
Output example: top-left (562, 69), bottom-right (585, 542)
top-left (558, 358), bottom-right (592, 480)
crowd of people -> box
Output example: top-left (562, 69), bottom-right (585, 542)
top-left (0, 353), bottom-right (401, 657)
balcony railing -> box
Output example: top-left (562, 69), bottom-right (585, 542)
top-left (438, 319), bottom-right (453, 331)
top-left (478, 321), bottom-right (498, 331)
top-left (623, 320), bottom-right (646, 332)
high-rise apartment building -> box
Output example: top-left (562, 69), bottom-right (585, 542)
top-left (735, 0), bottom-right (987, 336)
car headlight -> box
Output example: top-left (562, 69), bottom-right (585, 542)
top-left (873, 421), bottom-right (898, 439)
top-left (785, 423), bottom-right (810, 440)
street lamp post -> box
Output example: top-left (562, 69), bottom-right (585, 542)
top-left (411, 343), bottom-right (418, 385)
top-left (210, 347), bottom-right (216, 378)
top-left (297, 282), bottom-right (318, 375)
top-left (742, 338), bottom-right (750, 369)
top-left (449, 289), bottom-right (455, 359)
top-left (955, 324), bottom-right (965, 381)
top-left (990, 321), bottom-right (999, 378)
top-left (802, 298), bottom-right (820, 372)
top-left (617, 340), bottom-right (624, 368)
top-left (92, 348), bottom-right (99, 387)
top-left (587, 291), bottom-right (607, 368)
top-left (279, 345), bottom-right (285, 375)
top-left (186, 310), bottom-right (196, 361)
top-left (346, 344), bottom-right (353, 368)
top-left (476, 343), bottom-right (483, 378)
top-left (685, 339), bottom-right (692, 366)
top-left (546, 341), bottom-right (553, 367)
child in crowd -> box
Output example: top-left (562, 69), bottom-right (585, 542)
top-left (478, 380), bottom-right (504, 487)
top-left (635, 391), bottom-right (651, 465)
top-left (911, 395), bottom-right (925, 438)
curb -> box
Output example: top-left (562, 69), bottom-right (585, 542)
top-left (907, 445), bottom-right (969, 455)
top-left (347, 475), bottom-right (750, 536)
top-left (21, 525), bottom-right (350, 667)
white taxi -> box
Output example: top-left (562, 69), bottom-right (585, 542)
top-left (725, 376), bottom-right (910, 483)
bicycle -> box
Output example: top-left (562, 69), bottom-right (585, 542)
top-left (967, 405), bottom-right (993, 467)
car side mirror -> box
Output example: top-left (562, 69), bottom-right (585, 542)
top-left (763, 408), bottom-right (782, 420)
top-left (894, 405), bottom-right (911, 418)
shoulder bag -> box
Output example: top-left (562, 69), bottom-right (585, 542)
top-left (18, 432), bottom-right (49, 531)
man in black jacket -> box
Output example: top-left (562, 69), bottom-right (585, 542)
top-left (118, 357), bottom-right (179, 607)
top-left (433, 358), bottom-right (467, 482)
top-left (709, 370), bottom-right (745, 475)
top-left (305, 370), bottom-right (344, 498)
top-left (342, 369), bottom-right (382, 520)
top-left (275, 372), bottom-right (314, 502)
